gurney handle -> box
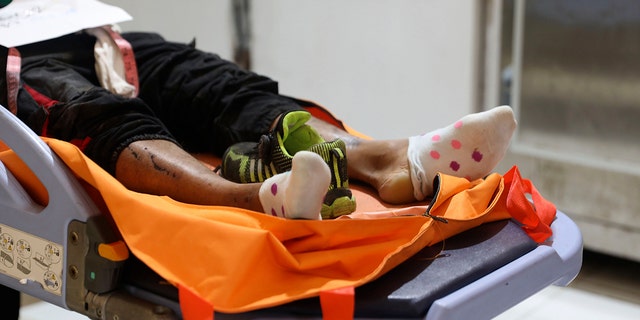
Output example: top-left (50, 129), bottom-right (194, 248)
top-left (0, 106), bottom-right (99, 248)
top-left (1, 106), bottom-right (173, 319)
top-left (0, 105), bottom-right (77, 198)
top-left (0, 105), bottom-right (99, 306)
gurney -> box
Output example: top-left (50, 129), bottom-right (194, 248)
top-left (0, 105), bottom-right (582, 319)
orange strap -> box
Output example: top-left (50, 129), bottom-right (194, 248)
top-left (179, 284), bottom-right (214, 320)
top-left (179, 284), bottom-right (355, 320)
top-left (320, 286), bottom-right (355, 320)
top-left (503, 166), bottom-right (556, 243)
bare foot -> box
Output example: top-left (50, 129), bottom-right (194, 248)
top-left (308, 117), bottom-right (416, 204)
top-left (345, 139), bottom-right (416, 204)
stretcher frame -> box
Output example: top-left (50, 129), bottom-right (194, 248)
top-left (0, 106), bottom-right (582, 319)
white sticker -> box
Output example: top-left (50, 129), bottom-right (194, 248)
top-left (0, 224), bottom-right (63, 296)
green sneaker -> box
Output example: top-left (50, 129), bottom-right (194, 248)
top-left (220, 111), bottom-right (356, 218)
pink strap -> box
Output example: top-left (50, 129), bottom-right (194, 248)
top-left (5, 28), bottom-right (138, 114)
top-left (6, 47), bottom-right (21, 115)
top-left (102, 26), bottom-right (139, 97)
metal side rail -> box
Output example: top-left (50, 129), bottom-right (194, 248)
top-left (425, 211), bottom-right (583, 320)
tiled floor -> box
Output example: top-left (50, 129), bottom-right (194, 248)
top-left (19, 250), bottom-right (640, 319)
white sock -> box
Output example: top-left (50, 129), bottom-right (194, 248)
top-left (408, 105), bottom-right (517, 200)
top-left (259, 151), bottom-right (330, 220)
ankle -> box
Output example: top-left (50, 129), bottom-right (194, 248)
top-left (348, 139), bottom-right (415, 203)
top-left (378, 173), bottom-right (415, 204)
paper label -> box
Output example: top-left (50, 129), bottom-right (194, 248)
top-left (0, 0), bottom-right (132, 47)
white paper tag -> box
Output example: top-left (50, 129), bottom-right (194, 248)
top-left (0, 0), bottom-right (132, 47)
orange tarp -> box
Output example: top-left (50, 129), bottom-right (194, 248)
top-left (0, 138), bottom-right (543, 313)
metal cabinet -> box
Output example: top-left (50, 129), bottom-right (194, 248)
top-left (495, 0), bottom-right (640, 261)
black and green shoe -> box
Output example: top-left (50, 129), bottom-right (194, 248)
top-left (220, 110), bottom-right (356, 218)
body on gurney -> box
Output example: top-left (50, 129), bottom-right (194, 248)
top-left (1, 1), bottom-right (582, 318)
top-left (0, 111), bottom-right (583, 318)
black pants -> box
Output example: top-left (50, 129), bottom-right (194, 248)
top-left (1, 32), bottom-right (303, 174)
top-left (0, 285), bottom-right (19, 320)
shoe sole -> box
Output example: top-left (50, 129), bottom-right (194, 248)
top-left (321, 194), bottom-right (357, 219)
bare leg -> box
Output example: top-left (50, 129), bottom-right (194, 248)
top-left (113, 108), bottom-right (513, 210)
top-left (307, 118), bottom-right (415, 204)
top-left (115, 140), bottom-right (265, 211)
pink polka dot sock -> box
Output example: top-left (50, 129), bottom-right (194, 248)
top-left (259, 151), bottom-right (331, 220)
top-left (407, 105), bottom-right (517, 200)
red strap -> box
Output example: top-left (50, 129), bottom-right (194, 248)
top-left (178, 284), bottom-right (214, 320)
top-left (6, 47), bottom-right (21, 115)
top-left (102, 26), bottom-right (139, 97)
top-left (23, 84), bottom-right (60, 137)
top-left (320, 286), bottom-right (355, 320)
top-left (503, 166), bottom-right (556, 243)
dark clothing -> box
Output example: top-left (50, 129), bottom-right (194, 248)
top-left (0, 285), bottom-right (19, 320)
top-left (1, 32), bottom-right (303, 174)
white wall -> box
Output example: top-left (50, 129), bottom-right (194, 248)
top-left (104, 0), bottom-right (480, 139)
top-left (251, 0), bottom-right (480, 139)
top-left (104, 0), bottom-right (235, 59)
